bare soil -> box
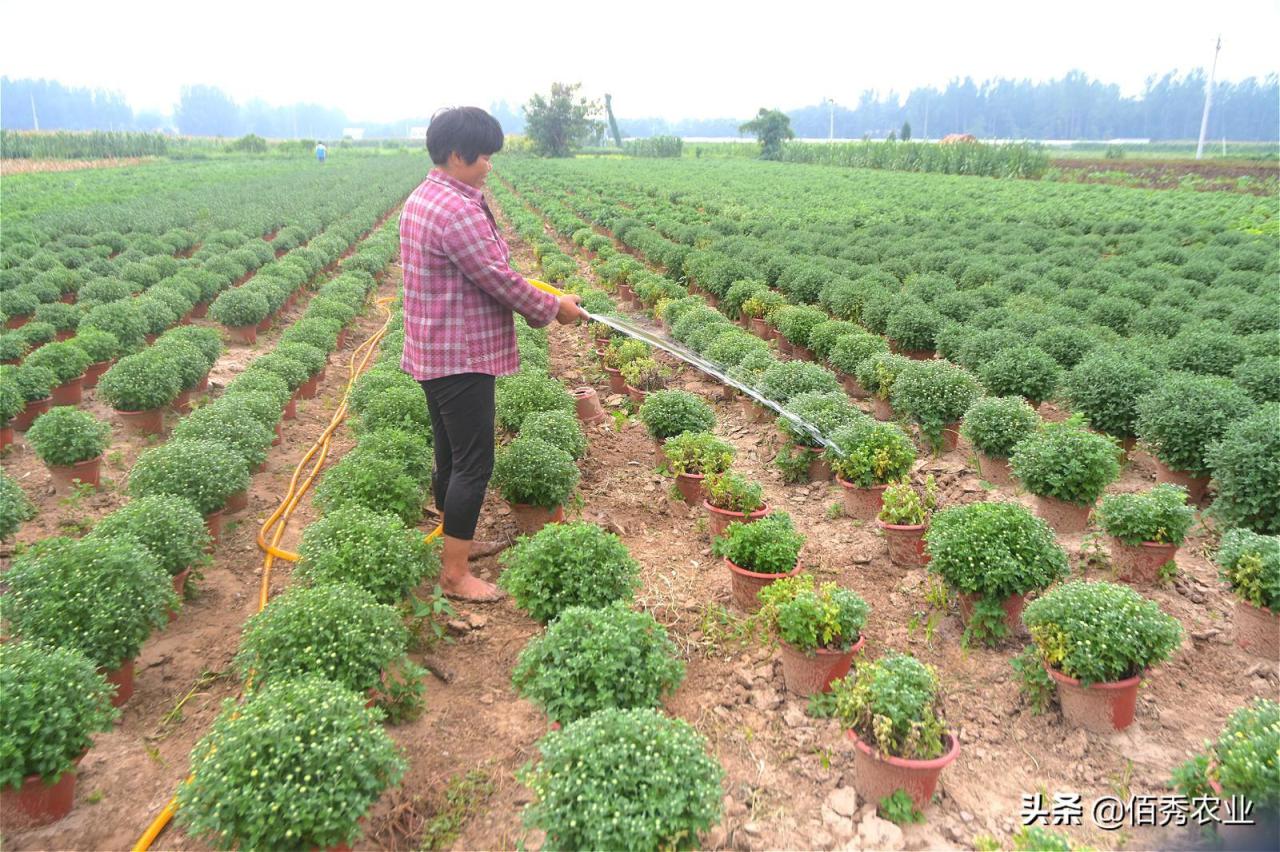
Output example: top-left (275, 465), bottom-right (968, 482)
top-left (1047, 157), bottom-right (1278, 195)
top-left (0, 157), bottom-right (155, 176)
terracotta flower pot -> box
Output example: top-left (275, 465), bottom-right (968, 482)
top-left (725, 557), bottom-right (802, 613)
top-left (224, 489), bottom-right (249, 514)
top-left (283, 397), bottom-right (298, 420)
top-left (0, 425), bottom-right (12, 451)
top-left (778, 635), bottom-right (865, 696)
top-left (902, 348), bottom-right (936, 361)
top-left (604, 367), bottom-right (627, 395)
top-left (840, 373), bottom-right (870, 399)
top-left (674, 472), bottom-right (705, 506)
top-left (1045, 665), bottom-right (1141, 733)
top-left (798, 449), bottom-right (833, 482)
top-left (572, 386), bottom-right (606, 425)
top-left (168, 567), bottom-right (193, 623)
top-left (1, 766), bottom-right (78, 827)
top-left (1033, 495), bottom-right (1094, 535)
top-left (849, 730), bottom-right (960, 813)
top-left (226, 324), bottom-right (258, 345)
top-left (297, 374), bottom-right (320, 400)
top-left (794, 345), bottom-right (817, 363)
top-left (1235, 598), bottom-right (1279, 659)
top-left (272, 421), bottom-right (283, 446)
top-left (11, 396), bottom-right (51, 431)
top-left (838, 479), bottom-right (888, 521)
top-left (82, 360), bottom-right (112, 389)
top-left (736, 396), bottom-right (771, 423)
top-left (704, 500), bottom-right (771, 540)
top-left (652, 440), bottom-right (667, 469)
top-left (509, 502), bottom-right (565, 536)
top-left (975, 452), bottom-right (1014, 487)
top-left (871, 397), bottom-right (893, 422)
top-left (5, 314), bottom-right (31, 330)
top-left (144, 333), bottom-right (159, 345)
top-left (957, 591), bottom-right (1027, 637)
top-left (48, 455), bottom-right (103, 495)
top-left (879, 520), bottom-right (930, 567)
top-left (749, 317), bottom-right (771, 339)
top-left (625, 385), bottom-right (649, 405)
top-left (204, 509), bottom-right (224, 546)
top-left (255, 317), bottom-right (272, 334)
top-left (616, 284), bottom-right (634, 303)
top-left (190, 301), bottom-right (209, 319)
top-left (1153, 459), bottom-right (1210, 504)
top-left (104, 658), bottom-right (135, 708)
top-left (54, 328), bottom-right (76, 342)
top-left (171, 388), bottom-right (192, 413)
top-left (777, 337), bottom-right (795, 356)
top-left (116, 407), bottom-right (165, 436)
top-left (336, 328), bottom-right (348, 349)
top-left (1109, 538), bottom-right (1178, 585)
top-left (938, 421), bottom-right (962, 454)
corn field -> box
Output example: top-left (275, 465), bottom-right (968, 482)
top-left (0, 130), bottom-right (170, 160)
top-left (781, 139), bottom-right (1051, 178)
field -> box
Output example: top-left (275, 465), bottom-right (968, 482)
top-left (1, 151), bottom-right (1277, 851)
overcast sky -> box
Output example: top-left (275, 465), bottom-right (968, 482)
top-left (2, 0), bottom-right (1277, 122)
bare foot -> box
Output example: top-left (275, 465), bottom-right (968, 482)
top-left (441, 573), bottom-right (504, 602)
top-left (468, 538), bottom-right (510, 561)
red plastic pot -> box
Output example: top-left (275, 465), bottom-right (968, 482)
top-left (171, 388), bottom-right (192, 413)
top-left (283, 397), bottom-right (298, 420)
top-left (736, 396), bottom-right (771, 423)
top-left (704, 500), bottom-right (770, 540)
top-left (48, 375), bottom-right (84, 406)
top-left (1033, 495), bottom-right (1094, 535)
top-left (957, 591), bottom-right (1027, 637)
top-left (674, 472), bottom-right (705, 506)
top-left (625, 385), bottom-right (648, 405)
top-left (975, 452), bottom-right (1014, 487)
top-left (48, 455), bottom-right (103, 495)
top-left (168, 567), bottom-right (193, 623)
top-left (0, 425), bottom-right (12, 451)
top-left (749, 317), bottom-right (772, 340)
top-left (116, 407), bottom-right (165, 436)
top-left (777, 337), bottom-right (795, 356)
top-left (272, 421), bottom-right (283, 446)
top-left (793, 345), bottom-right (817, 363)
top-left (104, 658), bottom-right (135, 708)
top-left (1045, 665), bottom-right (1141, 733)
top-left (256, 317), bottom-right (272, 334)
top-left (224, 489), bottom-right (249, 514)
top-left (838, 478), bottom-right (888, 521)
top-left (725, 557), bottom-right (802, 613)
top-left (509, 502), bottom-right (565, 536)
top-left (226, 324), bottom-right (258, 345)
top-left (11, 396), bottom-right (51, 431)
top-left (1, 766), bottom-right (77, 827)
top-left (1153, 459), bottom-right (1210, 504)
top-left (840, 373), bottom-right (870, 399)
top-left (938, 421), bottom-right (962, 454)
top-left (879, 520), bottom-right (929, 568)
top-left (871, 397), bottom-right (893, 422)
top-left (778, 634), bottom-right (865, 696)
top-left (849, 730), bottom-right (960, 813)
top-left (297, 374), bottom-right (320, 400)
top-left (190, 301), bottom-right (209, 319)
top-left (5, 314), bottom-right (31, 330)
top-left (205, 509), bottom-right (224, 546)
top-left (572, 386), bottom-right (606, 425)
top-left (901, 348), bottom-right (936, 361)
top-left (82, 360), bottom-right (112, 390)
top-left (604, 367), bottom-right (627, 395)
top-left (1235, 598), bottom-right (1280, 660)
top-left (1109, 538), bottom-right (1178, 585)
top-left (652, 440), bottom-right (667, 470)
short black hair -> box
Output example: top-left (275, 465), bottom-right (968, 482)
top-left (426, 107), bottom-right (504, 165)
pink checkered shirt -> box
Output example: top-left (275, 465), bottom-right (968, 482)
top-left (399, 170), bottom-right (558, 381)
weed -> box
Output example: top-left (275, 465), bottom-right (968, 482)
top-left (106, 449), bottom-right (125, 468)
top-left (1108, 758), bottom-right (1134, 801)
top-left (407, 586), bottom-right (456, 651)
top-left (151, 669), bottom-right (225, 740)
top-left (1011, 645), bottom-right (1054, 715)
top-left (696, 602), bottom-right (767, 658)
top-left (86, 790), bottom-right (104, 805)
top-left (610, 409), bottom-right (628, 431)
top-left (376, 657), bottom-right (428, 725)
top-left (923, 575), bottom-right (949, 610)
top-left (807, 690), bottom-right (839, 719)
top-left (879, 789), bottom-right (925, 825)
top-left (973, 834), bottom-right (1001, 851)
top-left (825, 501), bottom-right (844, 520)
top-left (1077, 531), bottom-right (1109, 576)
top-left (773, 444), bottom-right (812, 484)
top-left (1158, 559), bottom-right (1180, 584)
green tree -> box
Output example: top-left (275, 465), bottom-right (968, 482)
top-left (523, 83), bottom-right (603, 158)
top-left (901, 120), bottom-right (912, 141)
top-left (740, 108), bottom-right (795, 160)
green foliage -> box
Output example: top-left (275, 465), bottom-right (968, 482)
top-left (1, 535), bottom-right (175, 668)
top-left (519, 409), bottom-right (587, 460)
top-left (1096, 484), bottom-right (1195, 546)
top-left (781, 391), bottom-right (862, 447)
top-left (962, 395), bottom-right (1041, 460)
top-left (740, 108), bottom-right (795, 160)
top-left (1215, 528), bottom-right (1280, 611)
top-left (773, 305), bottom-right (829, 347)
top-left (224, 368), bottom-right (291, 408)
top-left (512, 603), bottom-right (685, 724)
top-left (1166, 326), bottom-right (1250, 378)
top-left (0, 471), bottom-right (36, 539)
top-left (662, 431), bottom-right (734, 476)
top-left (978, 345), bottom-right (1061, 404)
top-left (98, 350), bottom-right (182, 410)
top-left (890, 360), bottom-right (982, 451)
top-left (313, 454), bottom-right (424, 525)
top-left (25, 406), bottom-right (111, 466)
top-left (0, 641), bottom-right (118, 788)
top-left (176, 675), bottom-right (406, 851)
top-left (130, 438), bottom-right (249, 516)
top-left (297, 505), bottom-right (440, 605)
top-left (1063, 351), bottom-right (1158, 440)
top-left (712, 511), bottom-right (804, 574)
top-left (1134, 372), bottom-right (1254, 477)
top-left (826, 420), bottom-right (917, 487)
top-left (252, 353), bottom-right (308, 392)
top-left (620, 356), bottom-right (672, 391)
top-left (1010, 826), bottom-right (1073, 851)
top-left (832, 652), bottom-right (947, 760)
top-left (1209, 699), bottom-right (1280, 808)
top-left (702, 470), bottom-right (765, 514)
top-left (879, 789), bottom-right (925, 826)
top-left (499, 522), bottom-right (639, 623)
top-left (524, 82), bottom-right (603, 158)
top-left (1206, 404), bottom-right (1280, 535)
top-left (878, 476), bottom-right (937, 526)
top-left (759, 360), bottom-right (841, 403)
top-left (1023, 580), bottom-right (1183, 684)
top-left (24, 341), bottom-right (91, 384)
top-left (346, 428), bottom-right (433, 490)
top-left (172, 405), bottom-right (274, 470)
top-left (1233, 356), bottom-right (1280, 404)
top-left (209, 287), bottom-right (270, 328)
top-left (757, 574), bottom-right (869, 653)
top-left (926, 501), bottom-right (1069, 598)
top-left (495, 371), bottom-right (574, 433)
top-left (348, 367), bottom-right (419, 417)
top-left (353, 384), bottom-right (431, 434)
top-left (1170, 753), bottom-right (1213, 801)
top-left (492, 435), bottom-right (579, 509)
top-left (1011, 645), bottom-right (1055, 715)
top-left (885, 302), bottom-right (943, 352)
top-left (638, 389), bottom-right (715, 442)
top-left (520, 708), bottom-right (724, 851)
top-left (856, 351), bottom-right (912, 401)
top-left (1009, 421), bottom-right (1121, 505)
top-left (80, 301), bottom-right (146, 350)
top-left (10, 363), bottom-right (55, 403)
top-left (90, 494), bottom-right (209, 577)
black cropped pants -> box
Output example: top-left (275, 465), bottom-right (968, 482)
top-left (420, 373), bottom-right (495, 540)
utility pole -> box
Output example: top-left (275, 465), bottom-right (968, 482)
top-left (822, 96), bottom-right (834, 141)
top-left (30, 92), bottom-right (39, 131)
top-left (1195, 35), bottom-right (1221, 160)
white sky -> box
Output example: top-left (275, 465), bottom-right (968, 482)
top-left (2, 0), bottom-right (1277, 122)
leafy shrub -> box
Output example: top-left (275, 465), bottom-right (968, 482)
top-left (172, 405), bottom-right (274, 470)
top-left (826, 331), bottom-right (889, 376)
top-left (1032, 325), bottom-right (1099, 370)
top-left (832, 652), bottom-right (947, 759)
top-left (177, 675), bottom-right (405, 851)
top-left (510, 410), bottom-right (584, 463)
top-left (491, 435), bottom-right (579, 509)
top-left (0, 333), bottom-right (30, 363)
top-left (25, 406), bottom-right (111, 466)
top-left (32, 301), bottom-right (81, 333)
top-left (348, 366), bottom-right (419, 416)
top-left (602, 338), bottom-right (649, 370)
top-left (1062, 351), bottom-right (1158, 440)
top-left (662, 431), bottom-right (734, 476)
top-left (354, 384), bottom-right (431, 434)
top-left (0, 641), bottom-right (118, 788)
top-left (313, 454), bottom-right (424, 525)
top-left (890, 360), bottom-right (982, 451)
top-left (0, 379), bottom-right (23, 427)
top-left (274, 342), bottom-right (326, 377)
top-left (773, 305), bottom-right (828, 347)
top-left (1215, 528), bottom-right (1280, 612)
top-left (129, 438), bottom-right (249, 516)
top-left (961, 396), bottom-right (1041, 459)
top-left (0, 472), bottom-right (36, 540)
top-left (236, 583), bottom-right (408, 693)
top-left (1195, 699), bottom-right (1280, 810)
top-left (98, 351), bottom-right (181, 410)
top-left (885, 301), bottom-right (943, 352)
top-left (855, 352), bottom-right (911, 401)
top-left (638, 389), bottom-right (715, 442)
top-left (1022, 580), bottom-right (1183, 684)
top-left (703, 329), bottom-right (768, 367)
top-left (80, 301), bottom-right (146, 351)
top-left (620, 356), bottom-right (671, 391)
top-left (1206, 405), bottom-right (1280, 535)
top-left (1010, 422), bottom-right (1121, 505)
top-left (1165, 326), bottom-right (1250, 378)
top-left (758, 574), bottom-right (869, 653)
top-left (90, 495), bottom-right (209, 577)
top-left (807, 320), bottom-right (859, 361)
top-left (759, 360), bottom-right (841, 403)
top-left (712, 511), bottom-right (803, 574)
top-left (494, 371), bottom-right (574, 433)
top-left (499, 522), bottom-right (639, 622)
top-left (703, 471), bottom-right (765, 514)
top-left (878, 476), bottom-right (936, 526)
top-left (209, 287), bottom-right (270, 328)
top-left (161, 324), bottom-right (221, 365)
top-left (1096, 485), bottom-right (1195, 546)
top-left (0, 289), bottom-right (38, 318)
top-left (297, 504), bottom-right (439, 604)
top-left (23, 340), bottom-right (92, 384)
top-left (978, 345), bottom-right (1060, 404)
top-left (1, 536), bottom-right (175, 668)
top-left (11, 363), bottom-right (56, 402)
top-left (252, 353), bottom-right (308, 392)
top-left (780, 391), bottom-right (862, 447)
top-left (1135, 373), bottom-right (1254, 477)
top-left (346, 428), bottom-right (433, 489)
top-left (224, 368), bottom-right (291, 408)
top-left (825, 420), bottom-right (916, 486)
top-left (512, 603), bottom-right (685, 724)
top-left (520, 708), bottom-right (723, 852)
top-left (150, 338), bottom-right (208, 391)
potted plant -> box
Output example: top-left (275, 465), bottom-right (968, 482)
top-left (519, 409), bottom-right (589, 460)
top-left (8, 364), bottom-right (55, 432)
top-left (0, 641), bottom-right (119, 827)
top-left (1096, 485), bottom-right (1195, 584)
top-left (313, 454), bottom-right (425, 527)
top-left (877, 476), bottom-right (937, 568)
top-left (97, 351), bottom-right (182, 435)
top-left (620, 356), bottom-right (672, 403)
top-left (24, 341), bottom-right (92, 406)
top-left (702, 470), bottom-right (769, 540)
top-left (662, 431), bottom-right (734, 506)
top-left (742, 292), bottom-right (786, 339)
top-left (0, 471), bottom-right (36, 541)
top-left (1009, 421), bottom-right (1121, 534)
top-left (512, 603), bottom-right (685, 724)
top-left (276, 341), bottom-right (328, 399)
top-left (977, 344), bottom-right (1061, 408)
top-left (884, 301), bottom-right (943, 359)
top-left (602, 338), bottom-right (648, 394)
top-left (890, 360), bottom-right (982, 454)
top-left (1021, 580), bottom-right (1183, 732)
top-left (777, 391), bottom-right (862, 482)
top-left (129, 438), bottom-right (250, 541)
top-left (712, 511), bottom-right (805, 612)
top-left (856, 352), bottom-right (912, 421)
top-left (0, 333), bottom-right (31, 366)
top-left (758, 574), bottom-right (869, 696)
top-left (67, 328), bottom-right (121, 389)
top-left (639, 389), bottom-right (715, 466)
top-left (91, 495), bottom-right (211, 599)
top-left (520, 708), bottom-right (723, 851)
top-left (826, 420), bottom-right (917, 520)
top-left (1134, 373), bottom-right (1255, 502)
top-left (172, 405), bottom-right (275, 487)
top-left (1, 535), bottom-right (176, 706)
top-left (926, 502), bottom-right (1070, 645)
top-left (297, 504), bottom-right (440, 605)
top-left (773, 305), bottom-right (829, 360)
top-left (1206, 405), bottom-right (1280, 536)
top-left (499, 522), bottom-right (640, 623)
top-left (1215, 528), bottom-right (1279, 659)
top-left (176, 675), bottom-right (405, 851)
top-left (831, 652), bottom-right (959, 812)
top-left (24, 407), bottom-right (111, 494)
top-left (208, 287), bottom-right (270, 344)
top-left (827, 331), bottom-right (890, 398)
top-left (961, 396), bottom-right (1041, 487)
top-left (0, 379), bottom-right (23, 450)
top-left (492, 435), bottom-right (580, 534)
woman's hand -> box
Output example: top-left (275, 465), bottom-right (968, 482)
top-left (555, 293), bottom-right (587, 325)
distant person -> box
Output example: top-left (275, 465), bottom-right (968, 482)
top-left (315, 142), bottom-right (326, 163)
top-left (400, 106), bottom-right (585, 602)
